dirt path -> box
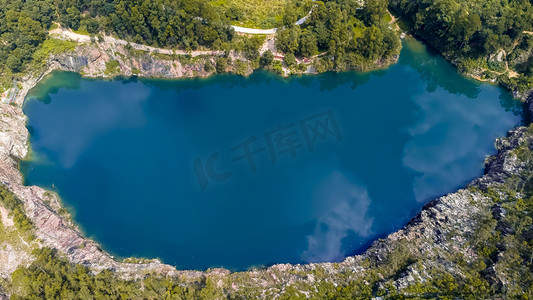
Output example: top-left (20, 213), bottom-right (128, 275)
top-left (232, 0), bottom-right (318, 34)
top-left (389, 11), bottom-right (397, 24)
top-left (472, 57), bottom-right (522, 81)
top-left (232, 26), bottom-right (277, 34)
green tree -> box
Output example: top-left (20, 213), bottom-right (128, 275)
top-left (283, 5), bottom-right (298, 27)
top-left (260, 50), bottom-right (274, 67)
top-left (6, 49), bottom-right (24, 72)
top-left (360, 0), bottom-right (388, 26)
top-left (300, 30), bottom-right (318, 57)
top-left (275, 26), bottom-right (301, 54)
top-left (215, 57), bottom-right (228, 73)
top-left (65, 6), bottom-right (81, 29)
top-left (284, 52), bottom-right (296, 67)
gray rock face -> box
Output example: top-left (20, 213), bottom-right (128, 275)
top-left (0, 102), bottom-right (192, 281)
top-left (47, 43), bottom-right (216, 79)
top-left (1, 40), bottom-right (533, 297)
top-left (0, 105), bottom-right (28, 164)
top-left (51, 55), bottom-right (89, 72)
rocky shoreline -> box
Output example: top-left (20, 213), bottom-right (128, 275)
top-left (1, 36), bottom-right (401, 282)
top-left (1, 36), bottom-right (533, 297)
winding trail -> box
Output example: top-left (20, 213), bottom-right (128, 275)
top-left (231, 26), bottom-right (277, 34)
top-left (231, 1), bottom-right (316, 34)
top-left (51, 2), bottom-right (320, 44)
top-left (48, 13), bottom-right (309, 57)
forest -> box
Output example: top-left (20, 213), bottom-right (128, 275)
top-left (390, 0), bottom-right (533, 92)
top-left (0, 0), bottom-right (403, 75)
top-left (275, 0), bottom-right (401, 71)
top-left (0, 0), bottom-right (234, 74)
top-left (1, 0), bottom-right (533, 83)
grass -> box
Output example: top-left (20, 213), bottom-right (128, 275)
top-left (30, 38), bottom-right (78, 72)
top-left (210, 0), bottom-right (312, 29)
top-left (0, 75), bottom-right (13, 94)
top-left (0, 209), bottom-right (34, 254)
top-left (104, 60), bottom-right (121, 76)
top-left (352, 26), bottom-right (364, 39)
top-left (383, 13), bottom-right (392, 24)
top-left (72, 27), bottom-right (91, 36)
top-left (0, 186), bottom-right (36, 280)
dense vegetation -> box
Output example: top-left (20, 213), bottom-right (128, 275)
top-left (0, 0), bottom-right (402, 76)
top-left (275, 0), bottom-right (401, 72)
top-left (0, 185), bottom-right (32, 234)
top-left (210, 0), bottom-right (311, 29)
top-left (2, 0), bottom-right (533, 297)
top-left (0, 0), bottom-right (52, 73)
top-left (0, 0), bottom-right (234, 74)
top-left (56, 0), bottom-right (235, 49)
top-left (2, 0), bottom-right (533, 92)
top-left (9, 248), bottom-right (213, 299)
top-left (390, 0), bottom-right (533, 92)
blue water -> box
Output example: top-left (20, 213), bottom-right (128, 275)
top-left (22, 39), bottom-right (523, 270)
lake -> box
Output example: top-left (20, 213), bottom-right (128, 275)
top-left (21, 38), bottom-right (523, 270)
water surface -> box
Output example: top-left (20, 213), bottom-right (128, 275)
top-left (22, 39), bottom-right (523, 270)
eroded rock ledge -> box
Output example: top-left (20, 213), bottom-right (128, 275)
top-left (2, 102), bottom-right (532, 295)
top-left (0, 42), bottom-right (532, 296)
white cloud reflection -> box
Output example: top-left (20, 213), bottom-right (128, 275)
top-left (402, 88), bottom-right (519, 202)
top-left (32, 82), bottom-right (150, 168)
top-left (302, 171), bottom-right (373, 263)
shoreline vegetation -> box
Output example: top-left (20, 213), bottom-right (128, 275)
top-left (389, 0), bottom-right (533, 100)
top-left (0, 0), bottom-right (533, 298)
top-left (3, 118), bottom-right (533, 298)
top-left (0, 0), bottom-right (402, 105)
top-left (211, 0), bottom-right (313, 30)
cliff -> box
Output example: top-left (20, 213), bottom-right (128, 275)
top-left (1, 85), bottom-right (533, 297)
top-left (0, 35), bottom-right (401, 287)
top-left (0, 33), bottom-right (532, 297)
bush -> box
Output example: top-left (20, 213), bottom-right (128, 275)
top-left (260, 50), bottom-right (274, 67)
top-left (104, 60), bottom-right (120, 75)
top-left (30, 38), bottom-right (77, 71)
top-left (215, 57), bottom-right (228, 73)
top-left (283, 53), bottom-right (296, 68)
top-left (204, 60), bottom-right (215, 73)
top-left (488, 60), bottom-right (506, 73)
top-left (0, 185), bottom-right (33, 234)
top-left (272, 60), bottom-right (283, 74)
top-left (234, 60), bottom-right (249, 76)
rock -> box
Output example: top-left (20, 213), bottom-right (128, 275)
top-left (494, 50), bottom-right (506, 62)
top-left (1, 39), bottom-right (533, 298)
top-left (50, 54), bottom-right (89, 72)
top-left (491, 204), bottom-right (507, 220)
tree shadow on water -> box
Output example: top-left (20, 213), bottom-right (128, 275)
top-left (26, 71), bottom-right (82, 105)
top-left (399, 38), bottom-right (482, 99)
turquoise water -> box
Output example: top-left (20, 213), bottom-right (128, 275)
top-left (22, 39), bottom-right (523, 270)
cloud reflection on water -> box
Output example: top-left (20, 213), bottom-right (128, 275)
top-left (402, 87), bottom-right (520, 202)
top-left (302, 171), bottom-right (373, 263)
top-left (29, 81), bottom-right (150, 168)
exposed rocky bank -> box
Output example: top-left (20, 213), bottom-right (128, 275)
top-left (2, 93), bottom-right (532, 297)
top-left (0, 37), bottom-right (532, 297)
